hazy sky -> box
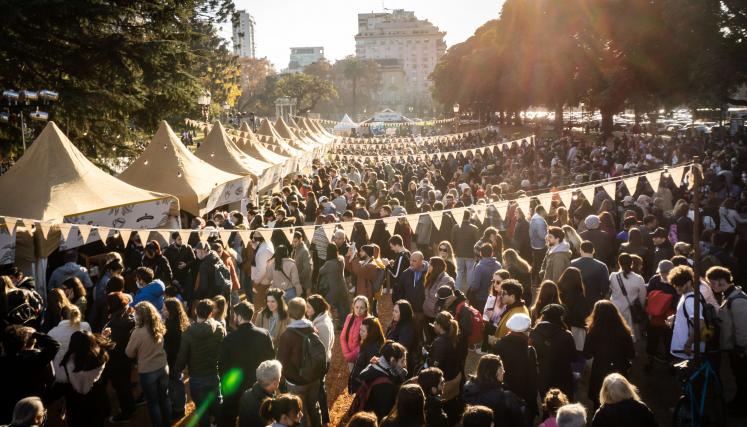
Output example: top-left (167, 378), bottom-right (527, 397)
top-left (220, 0), bottom-right (505, 70)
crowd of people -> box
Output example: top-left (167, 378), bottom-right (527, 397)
top-left (0, 127), bottom-right (746, 427)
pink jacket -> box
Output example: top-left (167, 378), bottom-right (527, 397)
top-left (340, 313), bottom-right (364, 363)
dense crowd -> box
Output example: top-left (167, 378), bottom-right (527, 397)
top-left (0, 128), bottom-right (746, 427)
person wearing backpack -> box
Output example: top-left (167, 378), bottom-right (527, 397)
top-left (667, 265), bottom-right (707, 360)
top-left (706, 266), bottom-right (747, 416)
top-left (347, 341), bottom-right (409, 421)
top-left (644, 260), bottom-right (677, 371)
top-left (435, 286), bottom-right (480, 377)
top-left (276, 297), bottom-right (324, 427)
top-left (194, 242), bottom-right (230, 301)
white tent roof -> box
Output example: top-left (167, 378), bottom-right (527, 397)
top-left (334, 114), bottom-right (359, 131)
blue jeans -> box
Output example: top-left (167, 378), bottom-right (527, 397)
top-left (140, 367), bottom-right (171, 427)
top-left (284, 286), bottom-right (297, 301)
top-left (189, 374), bottom-right (222, 427)
top-left (455, 258), bottom-right (475, 292)
top-left (168, 365), bottom-right (186, 418)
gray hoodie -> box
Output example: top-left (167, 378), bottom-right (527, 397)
top-left (48, 262), bottom-right (93, 290)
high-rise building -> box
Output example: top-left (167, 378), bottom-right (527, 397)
top-left (286, 47), bottom-right (325, 73)
top-left (355, 9), bottom-right (446, 111)
top-left (232, 10), bottom-right (256, 58)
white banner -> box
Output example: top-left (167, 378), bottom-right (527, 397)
top-left (203, 177), bottom-right (251, 214)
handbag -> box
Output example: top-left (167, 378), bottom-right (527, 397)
top-left (616, 273), bottom-right (646, 324)
top-left (442, 372), bottom-right (462, 401)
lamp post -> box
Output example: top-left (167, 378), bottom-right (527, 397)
top-left (222, 102), bottom-right (230, 124)
top-left (2, 88), bottom-right (58, 151)
top-left (453, 103), bottom-right (460, 133)
top-left (197, 90), bottom-right (211, 123)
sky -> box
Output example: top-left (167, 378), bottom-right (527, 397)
top-left (220, 0), bottom-right (506, 70)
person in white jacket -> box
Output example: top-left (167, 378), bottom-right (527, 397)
top-left (48, 305), bottom-right (91, 383)
top-left (609, 253), bottom-right (647, 342)
top-left (251, 232), bottom-right (274, 303)
top-left (306, 294), bottom-right (335, 426)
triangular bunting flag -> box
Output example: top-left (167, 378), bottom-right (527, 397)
top-left (537, 194), bottom-right (553, 212)
top-left (474, 206), bottom-right (487, 223)
top-left (118, 229), bottom-right (134, 245)
top-left (340, 221), bottom-right (355, 240)
top-left (178, 230), bottom-right (193, 244)
top-left (580, 186), bottom-right (595, 203)
top-left (21, 219), bottom-right (35, 230)
top-left (39, 222), bottom-right (53, 240)
top-left (559, 190), bottom-right (574, 208)
top-left (77, 225), bottom-right (92, 244)
top-left (603, 182), bottom-right (617, 200)
top-left (362, 220), bottom-right (377, 238)
top-left (137, 230), bottom-right (151, 245)
top-left (430, 212), bottom-right (443, 230)
top-left (646, 171), bottom-right (661, 191)
top-left (97, 227), bottom-right (110, 242)
top-left (322, 224), bottom-right (336, 242)
top-left (623, 176), bottom-right (638, 196)
top-left (219, 231), bottom-right (233, 245)
top-left (385, 217), bottom-right (398, 236)
top-left (517, 197), bottom-right (531, 216)
top-left (59, 224), bottom-right (74, 242)
top-left (670, 166), bottom-right (685, 186)
top-left (1, 217), bottom-right (17, 235)
top-left (301, 226), bottom-right (317, 242)
top-left (238, 230), bottom-right (253, 247)
top-left (258, 228), bottom-right (274, 243)
top-left (157, 230), bottom-right (172, 243)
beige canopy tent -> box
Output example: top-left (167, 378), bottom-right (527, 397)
top-left (297, 117), bottom-right (329, 144)
top-left (274, 117), bottom-right (314, 151)
top-left (257, 119), bottom-right (300, 157)
top-left (119, 121), bottom-right (250, 216)
top-left (0, 121), bottom-right (179, 274)
top-left (195, 121), bottom-right (270, 178)
top-left (234, 123), bottom-right (289, 165)
top-left (308, 117), bottom-right (336, 139)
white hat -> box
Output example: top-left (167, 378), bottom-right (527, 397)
top-left (506, 313), bottom-right (531, 333)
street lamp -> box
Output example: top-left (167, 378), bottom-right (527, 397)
top-left (2, 88), bottom-right (57, 151)
top-left (453, 103), bottom-right (460, 133)
top-left (196, 90), bottom-right (211, 122)
top-left (222, 102), bottom-right (230, 124)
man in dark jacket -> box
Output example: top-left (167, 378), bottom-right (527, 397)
top-left (451, 210), bottom-right (480, 293)
top-left (218, 301), bottom-right (274, 427)
top-left (276, 297), bottom-right (322, 427)
top-left (176, 299), bottom-right (226, 427)
top-left (356, 341), bottom-right (409, 420)
top-left (164, 232), bottom-right (196, 297)
top-left (579, 215), bottom-right (613, 266)
top-left (393, 253), bottom-right (428, 341)
top-left (238, 359), bottom-right (282, 427)
top-left (0, 326), bottom-right (59, 424)
top-left (468, 243), bottom-right (502, 313)
top-left (529, 304), bottom-right (575, 399)
top-left (492, 313), bottom-right (539, 422)
top-left (194, 242), bottom-right (225, 301)
top-left (570, 241), bottom-right (610, 306)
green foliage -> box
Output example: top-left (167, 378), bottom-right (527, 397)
top-left (274, 72), bottom-right (338, 115)
top-left (0, 0), bottom-right (236, 164)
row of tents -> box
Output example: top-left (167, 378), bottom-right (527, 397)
top-left (0, 116), bottom-right (337, 267)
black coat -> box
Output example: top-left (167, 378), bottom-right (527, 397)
top-left (429, 334), bottom-right (459, 381)
top-left (529, 321), bottom-right (576, 398)
top-left (493, 333), bottom-right (539, 416)
top-left (583, 327), bottom-right (635, 405)
top-left (164, 243), bottom-right (196, 291)
top-left (424, 394), bottom-right (448, 427)
top-left (386, 321), bottom-right (417, 371)
top-left (105, 309), bottom-right (136, 369)
top-left (358, 363), bottom-right (404, 420)
top-left (238, 382), bottom-right (275, 427)
top-left (349, 340), bottom-right (383, 393)
top-left (580, 228), bottom-right (614, 266)
top-left (394, 266), bottom-right (427, 313)
top-left (219, 323), bottom-right (275, 392)
top-left (591, 398), bottom-right (658, 427)
top-left (142, 254), bottom-right (173, 285)
top-left (0, 332), bottom-right (59, 423)
top-left (462, 379), bottom-right (526, 427)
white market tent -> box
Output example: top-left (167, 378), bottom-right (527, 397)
top-left (333, 114), bottom-right (360, 133)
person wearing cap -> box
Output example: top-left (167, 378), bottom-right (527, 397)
top-left (650, 227), bottom-right (674, 269)
top-left (644, 260), bottom-right (677, 371)
top-left (539, 227), bottom-right (572, 283)
top-left (492, 280), bottom-right (530, 339)
top-left (529, 304), bottom-right (576, 398)
top-left (493, 312), bottom-right (539, 421)
top-left (579, 215), bottom-right (613, 267)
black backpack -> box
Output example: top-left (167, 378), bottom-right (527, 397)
top-left (290, 328), bottom-right (327, 384)
top-left (2, 288), bottom-right (40, 327)
top-left (211, 260), bottom-right (232, 296)
top-left (683, 294), bottom-right (720, 351)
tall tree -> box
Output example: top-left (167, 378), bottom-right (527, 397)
top-left (274, 72), bottom-right (337, 116)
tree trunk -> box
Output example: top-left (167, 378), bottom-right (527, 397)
top-left (601, 107), bottom-right (614, 137)
top-left (554, 102), bottom-right (563, 134)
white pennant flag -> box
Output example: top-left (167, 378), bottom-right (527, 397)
top-left (623, 176), bottom-right (639, 196)
top-left (157, 230), bottom-right (172, 244)
top-left (1, 217), bottom-right (17, 235)
top-left (322, 224), bottom-right (336, 242)
top-left (385, 217), bottom-right (398, 236)
top-left (178, 230), bottom-right (193, 244)
top-left (39, 222), bottom-right (53, 240)
top-left (118, 229), bottom-right (134, 245)
top-left (301, 226), bottom-right (316, 242)
top-left (603, 182), bottom-right (617, 199)
top-left (97, 227), bottom-right (110, 242)
top-left (646, 171), bottom-right (661, 191)
top-left (474, 206), bottom-right (487, 223)
top-left (517, 197), bottom-right (531, 216)
top-left (237, 230), bottom-right (252, 247)
top-left (670, 166), bottom-right (686, 186)
top-left (77, 225), bottom-right (92, 245)
top-left (218, 231), bottom-right (233, 245)
top-left (137, 230), bottom-right (151, 245)
top-left (340, 221), bottom-right (355, 239)
top-left (537, 194), bottom-right (553, 212)
top-left (430, 212), bottom-right (444, 230)
top-left (282, 227), bottom-right (296, 244)
top-left (559, 190), bottom-right (574, 208)
top-left (258, 228), bottom-right (274, 243)
top-left (362, 220), bottom-right (377, 238)
top-left (580, 186), bottom-right (595, 203)
top-left (59, 224), bottom-right (74, 242)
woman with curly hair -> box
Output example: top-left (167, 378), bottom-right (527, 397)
top-left (126, 302), bottom-right (171, 427)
